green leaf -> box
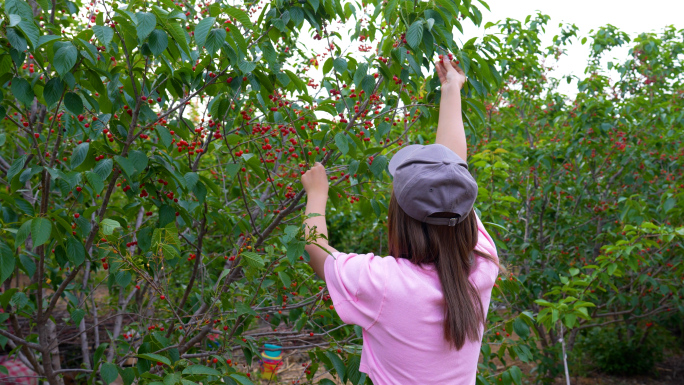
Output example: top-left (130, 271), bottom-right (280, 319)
top-left (160, 244), bottom-right (179, 260)
top-left (54, 44), bottom-right (79, 76)
top-left (70, 308), bottom-right (86, 325)
top-left (184, 172), bottom-right (199, 190)
top-left (325, 351), bottom-right (347, 382)
top-left (116, 271), bottom-right (131, 287)
top-left (278, 271), bottom-right (291, 287)
top-left (224, 6), bottom-right (253, 29)
top-left (11, 77), bottom-right (34, 106)
top-left (16, 19), bottom-right (39, 50)
top-left (513, 317), bottom-right (529, 339)
top-left (182, 365), bottom-right (220, 376)
top-left (238, 60), bottom-right (256, 74)
top-left (167, 22), bottom-right (191, 57)
top-left (94, 158), bottom-right (113, 179)
top-left (71, 142), bottom-right (89, 168)
top-left (286, 240), bottom-right (305, 264)
top-left (406, 20), bottom-right (424, 50)
top-left (114, 155), bottom-right (136, 178)
top-left (66, 237), bottom-right (85, 266)
top-left (136, 12), bottom-right (157, 41)
top-left (333, 57), bottom-right (347, 74)
top-left (64, 92), bottom-right (83, 115)
top-left (101, 362), bottom-right (119, 385)
top-left (0, 242), bottom-right (15, 285)
top-left (663, 197), bottom-right (675, 213)
top-left (240, 251), bottom-right (264, 268)
top-left (334, 132), bottom-right (349, 155)
top-left (93, 25), bottom-right (114, 48)
top-left (8, 14), bottom-right (21, 27)
top-left (228, 374), bottom-right (254, 385)
top-left (6, 28), bottom-right (27, 52)
top-left (43, 77), bottom-right (64, 106)
top-left (5, 0), bottom-right (33, 20)
top-left (194, 17), bottom-right (215, 48)
top-left (129, 150), bottom-right (148, 173)
top-left (37, 35), bottom-right (61, 49)
top-left (7, 155), bottom-right (26, 182)
top-left (345, 354), bottom-right (363, 385)
top-left (204, 28), bottom-right (225, 55)
top-left (157, 205), bottom-right (175, 228)
top-left (138, 353), bottom-right (171, 366)
top-left (322, 57), bottom-right (333, 74)
top-left (148, 29), bottom-right (168, 55)
top-left (361, 75), bottom-right (376, 96)
top-left (100, 219), bottom-right (121, 235)
top-left (31, 218), bottom-right (52, 247)
top-left (370, 155), bottom-right (388, 178)
top-left (509, 366), bottom-right (522, 385)
top-left (235, 301), bottom-right (257, 317)
top-left (18, 254), bottom-right (35, 277)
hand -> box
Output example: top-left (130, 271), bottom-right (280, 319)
top-left (301, 162), bottom-right (329, 198)
top-left (435, 54), bottom-right (466, 91)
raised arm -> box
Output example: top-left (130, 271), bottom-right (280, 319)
top-left (301, 162), bottom-right (338, 282)
top-left (434, 55), bottom-right (468, 161)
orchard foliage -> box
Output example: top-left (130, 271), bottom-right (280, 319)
top-left (467, 16), bottom-right (684, 382)
top-left (0, 0), bottom-right (682, 383)
top-left (0, 0), bottom-right (503, 384)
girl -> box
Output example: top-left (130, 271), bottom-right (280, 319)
top-left (301, 55), bottom-right (502, 384)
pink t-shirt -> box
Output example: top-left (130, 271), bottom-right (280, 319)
top-left (324, 212), bottom-right (499, 385)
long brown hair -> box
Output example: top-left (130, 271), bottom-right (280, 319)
top-left (387, 190), bottom-right (502, 350)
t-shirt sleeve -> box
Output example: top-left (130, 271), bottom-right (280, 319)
top-left (324, 252), bottom-right (388, 330)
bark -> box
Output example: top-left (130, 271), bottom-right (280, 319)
top-left (79, 262), bottom-right (92, 370)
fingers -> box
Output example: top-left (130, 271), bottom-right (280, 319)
top-left (442, 54), bottom-right (452, 71)
top-left (452, 62), bottom-right (465, 74)
top-left (435, 62), bottom-right (444, 81)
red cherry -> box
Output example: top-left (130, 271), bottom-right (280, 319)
top-left (74, 213), bottom-right (80, 218)
top-left (160, 295), bottom-right (165, 300)
top-left (135, 285), bottom-right (140, 289)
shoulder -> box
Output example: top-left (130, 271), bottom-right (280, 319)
top-left (325, 252), bottom-right (397, 282)
top-left (326, 252), bottom-right (397, 273)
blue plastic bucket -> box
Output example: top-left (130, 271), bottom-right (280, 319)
top-left (263, 344), bottom-right (281, 358)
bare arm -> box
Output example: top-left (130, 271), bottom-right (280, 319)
top-left (301, 163), bottom-right (338, 282)
top-left (434, 55), bottom-right (468, 161)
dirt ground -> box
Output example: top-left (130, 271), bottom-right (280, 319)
top-left (9, 273), bottom-right (681, 384)
top-left (236, 330), bottom-right (684, 385)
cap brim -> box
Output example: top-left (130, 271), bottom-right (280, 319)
top-left (388, 144), bottom-right (424, 176)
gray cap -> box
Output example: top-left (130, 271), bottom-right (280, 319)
top-left (388, 143), bottom-right (478, 226)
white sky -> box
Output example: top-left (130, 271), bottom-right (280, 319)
top-left (459, 0), bottom-right (684, 97)
top-left (296, 0), bottom-right (683, 101)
